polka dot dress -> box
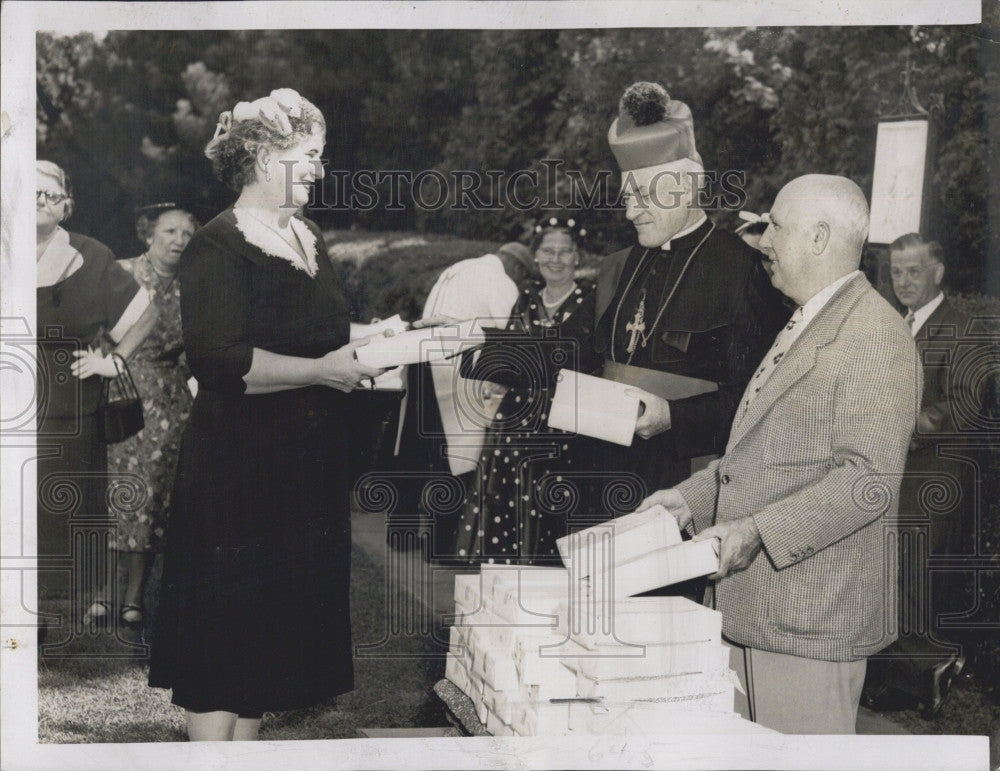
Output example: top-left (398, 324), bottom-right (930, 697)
top-left (454, 279), bottom-right (597, 565)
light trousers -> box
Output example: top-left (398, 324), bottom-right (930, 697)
top-left (727, 639), bottom-right (867, 734)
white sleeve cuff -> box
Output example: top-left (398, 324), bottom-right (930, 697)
top-left (107, 287), bottom-right (151, 342)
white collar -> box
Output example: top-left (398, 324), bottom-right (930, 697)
top-left (799, 270), bottom-right (861, 327)
top-left (661, 212), bottom-right (708, 251)
top-left (37, 227), bottom-right (83, 287)
top-left (908, 292), bottom-right (945, 336)
top-left (233, 208), bottom-right (319, 277)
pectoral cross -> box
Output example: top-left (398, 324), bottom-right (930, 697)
top-left (625, 296), bottom-right (646, 355)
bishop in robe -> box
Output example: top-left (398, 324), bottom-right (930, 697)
top-left (589, 81), bottom-right (787, 495)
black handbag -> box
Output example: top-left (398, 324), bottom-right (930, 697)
top-left (98, 354), bottom-right (144, 444)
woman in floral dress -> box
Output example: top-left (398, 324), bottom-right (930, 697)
top-left (456, 216), bottom-right (599, 565)
top-left (85, 204), bottom-right (198, 629)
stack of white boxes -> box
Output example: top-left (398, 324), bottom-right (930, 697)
top-left (445, 506), bottom-right (771, 736)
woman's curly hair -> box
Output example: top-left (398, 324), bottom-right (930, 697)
top-left (135, 206), bottom-right (200, 244)
top-left (204, 96), bottom-right (325, 192)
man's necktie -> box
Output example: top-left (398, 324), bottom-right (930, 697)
top-left (904, 311), bottom-right (916, 336)
top-left (738, 306), bottom-right (804, 419)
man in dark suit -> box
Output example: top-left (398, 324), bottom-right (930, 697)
top-left (639, 175), bottom-right (920, 733)
top-left (591, 81), bottom-right (786, 498)
top-left (864, 233), bottom-right (976, 718)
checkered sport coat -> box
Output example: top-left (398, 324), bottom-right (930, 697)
top-left (677, 274), bottom-right (920, 661)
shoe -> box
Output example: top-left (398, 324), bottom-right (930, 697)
top-left (920, 656), bottom-right (964, 719)
top-left (861, 683), bottom-right (909, 712)
top-left (83, 599), bottom-right (113, 628)
top-left (861, 683), bottom-right (889, 711)
top-left (119, 603), bottom-right (143, 632)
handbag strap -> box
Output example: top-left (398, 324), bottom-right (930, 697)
top-left (102, 353), bottom-right (140, 402)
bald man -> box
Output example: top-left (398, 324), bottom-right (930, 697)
top-left (638, 175), bottom-right (920, 734)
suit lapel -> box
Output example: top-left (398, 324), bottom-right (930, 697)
top-left (915, 296), bottom-right (953, 343)
top-left (728, 274), bottom-right (868, 448)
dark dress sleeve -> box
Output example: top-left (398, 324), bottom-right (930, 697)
top-left (180, 224), bottom-right (254, 394)
top-left (665, 258), bottom-right (788, 457)
top-left (88, 240), bottom-right (140, 332)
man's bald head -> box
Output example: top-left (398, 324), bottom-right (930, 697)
top-left (758, 174), bottom-right (870, 305)
top-left (778, 174), bottom-right (869, 259)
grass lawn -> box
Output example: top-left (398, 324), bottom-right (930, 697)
top-left (37, 532), bottom-right (1000, 757)
top-left (38, 539), bottom-right (450, 743)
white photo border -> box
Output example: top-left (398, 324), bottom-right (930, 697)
top-left (1, 2), bottom-right (989, 769)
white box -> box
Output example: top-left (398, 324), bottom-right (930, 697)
top-left (520, 659), bottom-right (578, 698)
top-left (575, 669), bottom-right (736, 703)
top-left (480, 564), bottom-right (569, 598)
top-left (488, 686), bottom-right (516, 724)
top-left (527, 678), bottom-right (579, 702)
top-left (453, 573), bottom-right (482, 607)
top-left (488, 619), bottom-right (564, 657)
top-left (560, 595), bottom-right (722, 649)
top-left (474, 690), bottom-right (489, 725)
top-left (512, 634), bottom-right (588, 687)
top-left (355, 322), bottom-right (481, 369)
top-left (349, 314), bottom-right (409, 389)
top-left (486, 707), bottom-right (514, 736)
top-left (445, 652), bottom-right (472, 698)
top-left (556, 505), bottom-right (683, 576)
top-left (448, 623), bottom-right (467, 653)
top-left (480, 647), bottom-right (519, 692)
top-left (569, 642), bottom-right (731, 682)
top-left (547, 369), bottom-right (640, 447)
top-left (585, 538), bottom-right (720, 598)
top-left (492, 586), bottom-right (565, 627)
top-left (509, 700), bottom-right (572, 736)
top-left (452, 605), bottom-right (504, 629)
top-left (349, 314), bottom-right (409, 340)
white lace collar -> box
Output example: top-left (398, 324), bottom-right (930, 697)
top-left (232, 207), bottom-right (319, 277)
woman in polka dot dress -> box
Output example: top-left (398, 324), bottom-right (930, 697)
top-left (456, 216), bottom-right (598, 564)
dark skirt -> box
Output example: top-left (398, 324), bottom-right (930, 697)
top-left (36, 413), bottom-right (109, 599)
top-left (148, 387), bottom-right (354, 714)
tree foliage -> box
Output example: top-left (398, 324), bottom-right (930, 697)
top-left (36, 22), bottom-right (997, 293)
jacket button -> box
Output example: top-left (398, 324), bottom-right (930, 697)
top-left (720, 474), bottom-right (731, 485)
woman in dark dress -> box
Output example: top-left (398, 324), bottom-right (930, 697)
top-left (35, 160), bottom-right (156, 619)
top-left (147, 89), bottom-right (383, 741)
top-left (456, 216), bottom-right (599, 565)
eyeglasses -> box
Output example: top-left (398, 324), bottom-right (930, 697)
top-left (536, 247), bottom-right (577, 261)
top-left (37, 190), bottom-right (69, 205)
top-left (890, 263), bottom-right (939, 281)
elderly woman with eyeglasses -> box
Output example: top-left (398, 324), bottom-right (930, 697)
top-left (35, 160), bottom-right (158, 620)
top-left (147, 90), bottom-right (384, 741)
top-left (455, 214), bottom-right (600, 565)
